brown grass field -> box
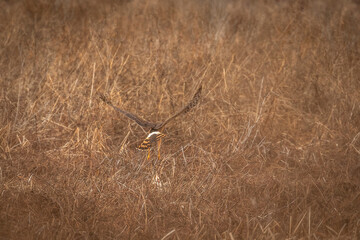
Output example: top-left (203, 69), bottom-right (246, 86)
top-left (1, 0), bottom-right (360, 239)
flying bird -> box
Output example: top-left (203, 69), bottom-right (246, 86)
top-left (100, 85), bottom-right (202, 160)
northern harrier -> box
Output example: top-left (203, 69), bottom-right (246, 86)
top-left (100, 85), bottom-right (202, 160)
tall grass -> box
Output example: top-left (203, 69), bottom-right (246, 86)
top-left (1, 0), bottom-right (359, 238)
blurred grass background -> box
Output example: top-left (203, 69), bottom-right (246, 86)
top-left (0, 0), bottom-right (359, 239)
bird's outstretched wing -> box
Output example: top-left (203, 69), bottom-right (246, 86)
top-left (99, 94), bottom-right (157, 129)
top-left (156, 85), bottom-right (202, 130)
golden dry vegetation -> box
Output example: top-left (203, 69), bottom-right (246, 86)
top-left (1, 0), bottom-right (360, 239)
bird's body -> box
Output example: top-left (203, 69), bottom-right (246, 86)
top-left (100, 85), bottom-right (202, 160)
top-left (138, 131), bottom-right (166, 160)
top-left (138, 131), bottom-right (166, 150)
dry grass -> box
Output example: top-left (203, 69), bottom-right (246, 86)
top-left (1, 0), bottom-right (360, 239)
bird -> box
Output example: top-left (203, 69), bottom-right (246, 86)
top-left (100, 85), bottom-right (202, 160)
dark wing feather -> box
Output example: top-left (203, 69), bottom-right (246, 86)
top-left (155, 85), bottom-right (202, 130)
top-left (99, 94), bottom-right (157, 129)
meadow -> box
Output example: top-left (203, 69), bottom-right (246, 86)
top-left (0, 0), bottom-right (359, 239)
